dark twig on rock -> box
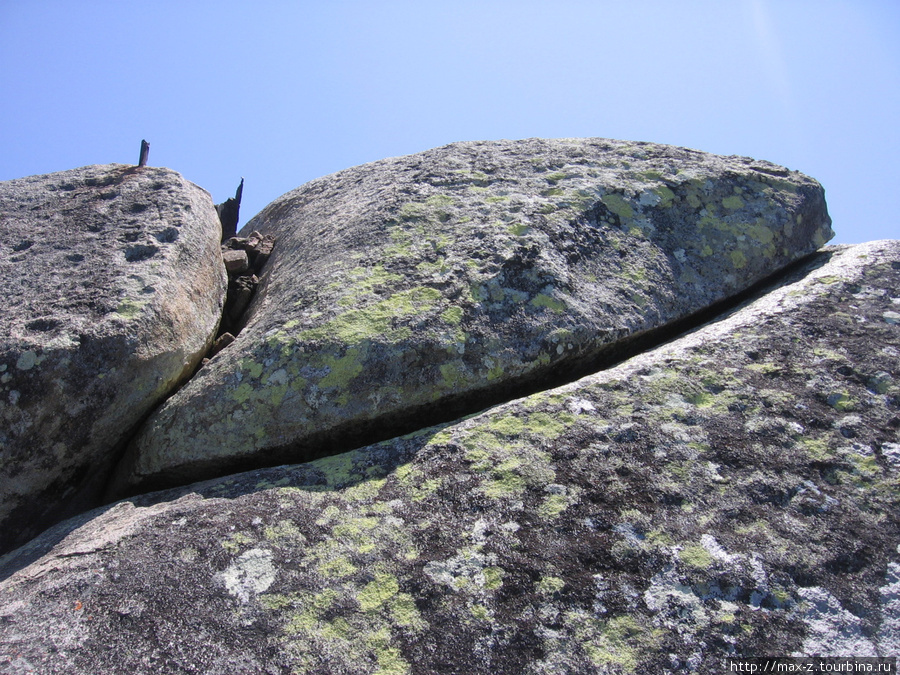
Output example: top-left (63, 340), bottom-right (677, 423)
top-left (216, 178), bottom-right (244, 242)
top-left (138, 140), bottom-right (150, 167)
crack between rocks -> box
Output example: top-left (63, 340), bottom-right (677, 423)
top-left (109, 248), bottom-right (833, 501)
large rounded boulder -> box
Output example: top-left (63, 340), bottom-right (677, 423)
top-left (111, 138), bottom-right (833, 496)
top-left (0, 164), bottom-right (226, 552)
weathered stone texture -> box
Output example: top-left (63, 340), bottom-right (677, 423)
top-left (110, 138), bottom-right (833, 497)
top-left (0, 164), bottom-right (226, 553)
top-left (2, 240), bottom-right (895, 674)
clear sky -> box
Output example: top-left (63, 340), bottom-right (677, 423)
top-left (1, 1), bottom-right (897, 244)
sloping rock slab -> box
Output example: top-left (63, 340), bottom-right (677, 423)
top-left (3, 240), bottom-right (896, 674)
top-left (111, 138), bottom-right (833, 496)
top-left (0, 164), bottom-right (226, 553)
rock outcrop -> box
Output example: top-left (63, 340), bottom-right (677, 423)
top-left (1, 240), bottom-right (897, 674)
top-left (108, 138), bottom-right (833, 498)
top-left (0, 164), bottom-right (226, 553)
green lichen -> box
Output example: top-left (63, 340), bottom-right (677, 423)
top-left (601, 193), bottom-right (634, 220)
top-left (679, 543), bottom-right (715, 569)
top-left (577, 614), bottom-right (663, 673)
top-left (311, 452), bottom-right (364, 489)
top-left (374, 646), bottom-right (410, 675)
top-left (486, 363), bottom-right (504, 381)
top-left (439, 360), bottom-right (469, 390)
top-left (827, 392), bottom-right (856, 412)
top-left (545, 171), bottom-right (569, 184)
top-left (654, 185), bottom-right (675, 207)
top-left (342, 477), bottom-right (387, 502)
top-left (469, 604), bottom-right (490, 622)
top-left (482, 462), bottom-right (528, 498)
top-left (318, 348), bottom-right (363, 390)
top-left (390, 593), bottom-right (424, 629)
top-left (338, 265), bottom-right (404, 306)
top-left (241, 358), bottom-right (264, 380)
top-left (299, 286), bottom-right (441, 344)
top-left (358, 572), bottom-right (400, 612)
top-left (722, 195), bottom-right (745, 210)
top-left (115, 298), bottom-right (145, 319)
top-left (265, 519), bottom-right (304, 542)
top-left (537, 576), bottom-right (566, 595)
top-left (530, 293), bottom-right (567, 314)
top-left (538, 493), bottom-right (571, 519)
top-left (416, 259), bottom-right (451, 276)
top-left (483, 566), bottom-right (504, 590)
top-left (259, 593), bottom-right (295, 611)
top-left (747, 222), bottom-right (775, 246)
top-left (730, 250), bottom-right (748, 269)
top-left (441, 305), bottom-right (463, 325)
top-left (221, 532), bottom-right (254, 553)
top-left (317, 554), bottom-right (358, 579)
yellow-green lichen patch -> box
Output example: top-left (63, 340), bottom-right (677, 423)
top-left (654, 184), bottom-right (675, 207)
top-left (299, 286), bottom-right (442, 345)
top-left (482, 566), bottom-right (504, 591)
top-left (573, 613), bottom-right (663, 673)
top-left (746, 221), bottom-right (776, 246)
top-left (459, 419), bottom-right (560, 499)
top-left (416, 258), bottom-right (452, 277)
top-left (335, 265), bottom-right (405, 308)
top-left (341, 477), bottom-right (388, 502)
top-left (537, 492), bottom-right (573, 520)
top-left (530, 292), bottom-right (567, 314)
top-left (333, 515), bottom-right (382, 554)
top-left (358, 572), bottom-right (401, 612)
top-left (601, 193), bottom-right (634, 220)
top-left (316, 553), bottom-right (358, 579)
top-left (309, 451), bottom-right (367, 490)
top-left (317, 348), bottom-right (364, 391)
top-left (221, 531), bottom-right (255, 554)
top-left (730, 249), bottom-right (748, 269)
top-left (797, 436), bottom-right (834, 461)
top-left (537, 576), bottom-right (566, 595)
top-left (722, 195), bottom-right (745, 210)
top-left (389, 593), bottom-right (425, 629)
top-left (679, 543), bottom-right (715, 570)
top-left (438, 360), bottom-right (470, 392)
top-left (265, 519), bottom-right (305, 543)
top-left (115, 298), bottom-right (145, 319)
top-left (827, 392), bottom-right (856, 412)
top-left (394, 462), bottom-right (444, 502)
top-left (440, 305), bottom-right (463, 325)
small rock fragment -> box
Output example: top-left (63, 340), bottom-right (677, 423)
top-left (222, 249), bottom-right (249, 274)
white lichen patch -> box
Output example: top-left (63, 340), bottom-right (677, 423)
top-left (220, 547), bottom-right (276, 603)
top-left (877, 552), bottom-right (900, 656)
top-left (792, 587), bottom-right (877, 657)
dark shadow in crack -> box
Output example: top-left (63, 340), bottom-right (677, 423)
top-left (0, 421), bottom-right (446, 582)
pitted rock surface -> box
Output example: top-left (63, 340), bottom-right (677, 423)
top-left (110, 138), bottom-right (833, 496)
top-left (1, 241), bottom-right (896, 674)
top-left (0, 164), bottom-right (226, 553)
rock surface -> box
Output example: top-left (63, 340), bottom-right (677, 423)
top-left (110, 138), bottom-right (833, 497)
top-left (2, 240), bottom-right (896, 674)
top-left (0, 164), bottom-right (226, 553)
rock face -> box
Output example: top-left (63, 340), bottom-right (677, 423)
top-left (0, 164), bottom-right (226, 553)
top-left (1, 240), bottom-right (897, 674)
top-left (109, 138), bottom-right (833, 497)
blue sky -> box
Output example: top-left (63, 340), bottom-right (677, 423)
top-left (1, 1), bottom-right (897, 244)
